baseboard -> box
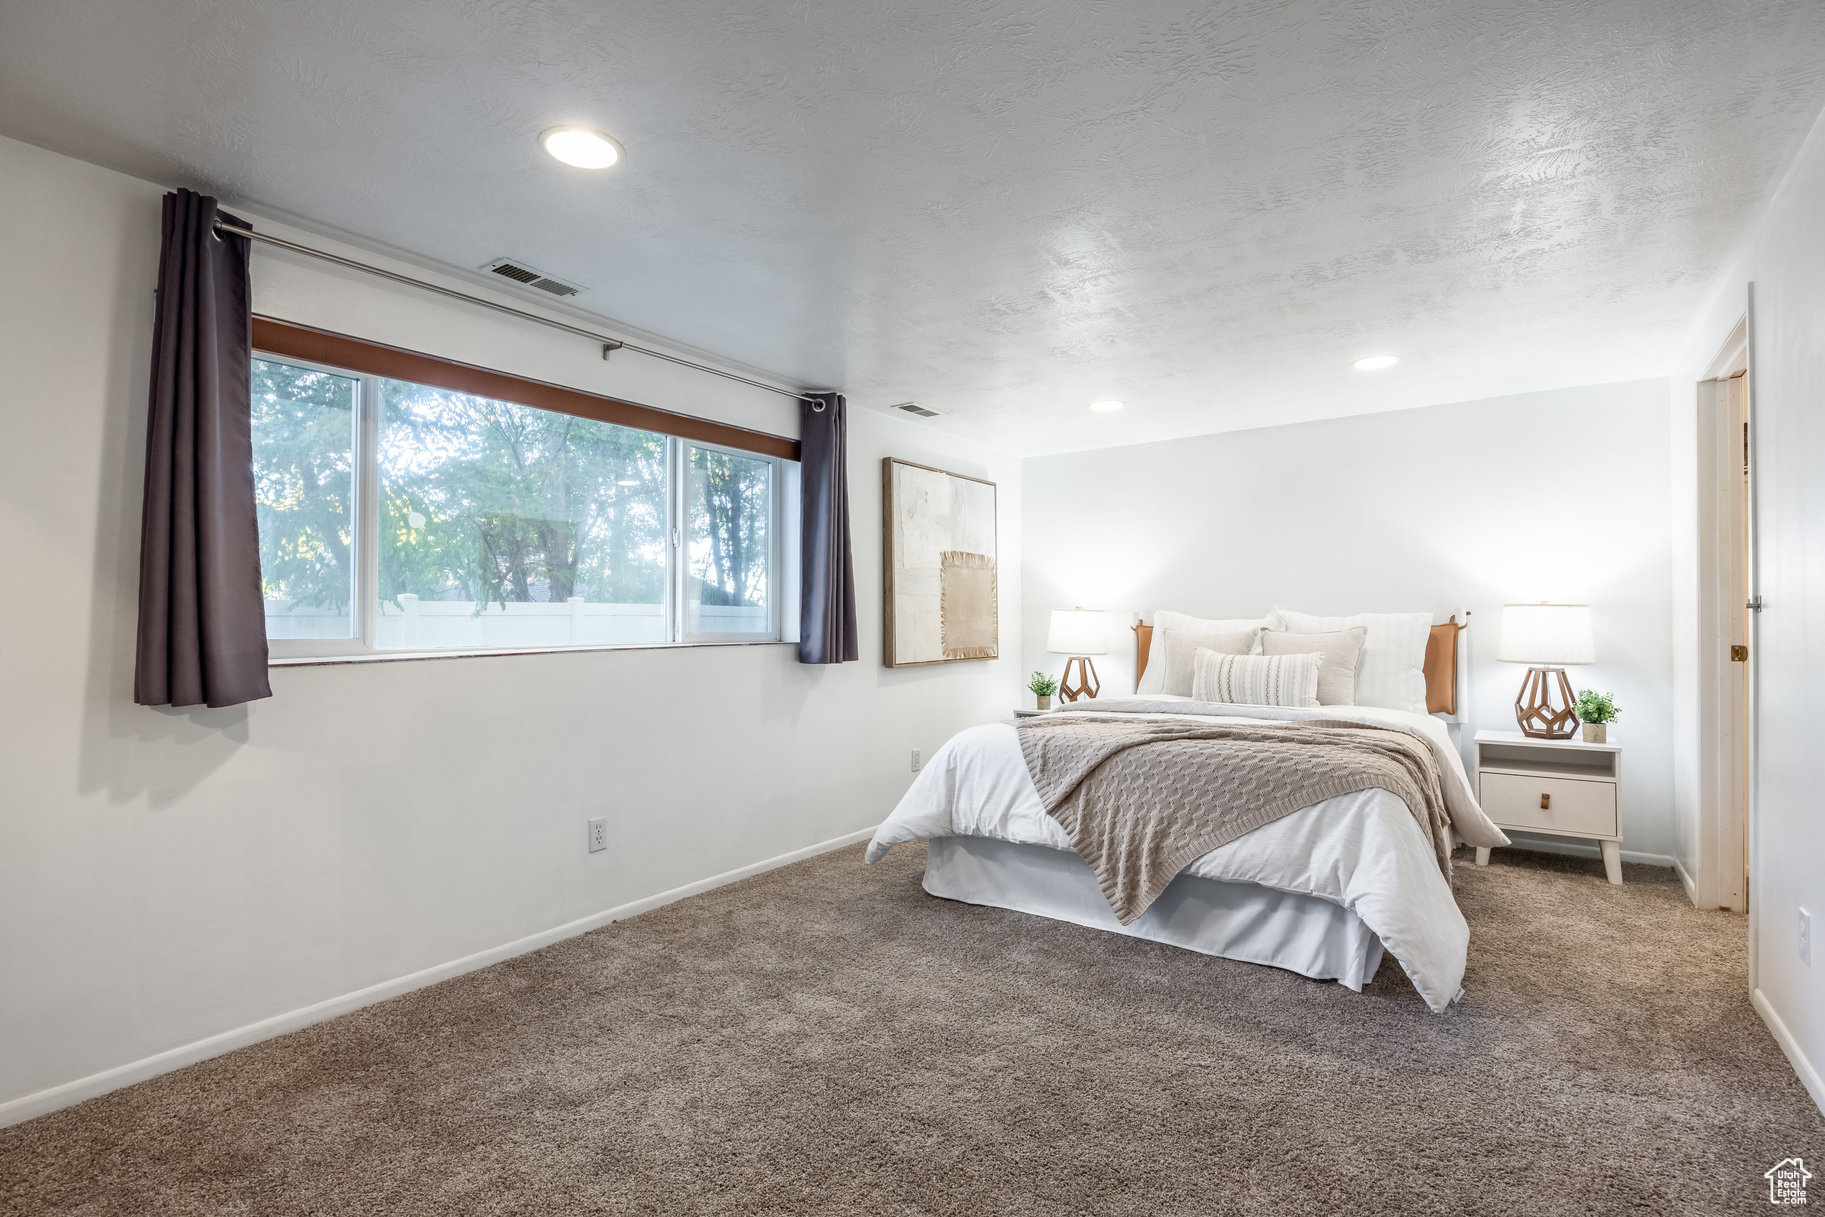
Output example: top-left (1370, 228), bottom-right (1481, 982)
top-left (1499, 833), bottom-right (1677, 870)
top-left (1752, 987), bottom-right (1825, 1117)
top-left (1672, 855), bottom-right (1699, 905)
top-left (0, 826), bottom-right (876, 1130)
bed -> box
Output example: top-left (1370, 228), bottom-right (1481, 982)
top-left (867, 614), bottom-right (1509, 1012)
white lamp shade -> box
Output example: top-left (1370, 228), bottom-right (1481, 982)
top-left (1046, 608), bottom-right (1108, 655)
top-left (1498, 603), bottom-right (1595, 665)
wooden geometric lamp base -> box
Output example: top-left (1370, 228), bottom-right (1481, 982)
top-left (1515, 666), bottom-right (1578, 739)
top-left (1060, 656), bottom-right (1101, 702)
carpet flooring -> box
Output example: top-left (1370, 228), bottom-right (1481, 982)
top-left (2, 845), bottom-right (1820, 1216)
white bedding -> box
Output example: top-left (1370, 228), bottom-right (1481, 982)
top-left (924, 837), bottom-right (1389, 990)
top-left (867, 695), bottom-right (1509, 1012)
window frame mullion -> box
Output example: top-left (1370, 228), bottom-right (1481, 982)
top-left (667, 435), bottom-right (684, 644)
top-left (355, 373), bottom-right (381, 653)
top-left (769, 455), bottom-right (783, 642)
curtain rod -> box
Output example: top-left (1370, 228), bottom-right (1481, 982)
top-left (212, 219), bottom-right (827, 408)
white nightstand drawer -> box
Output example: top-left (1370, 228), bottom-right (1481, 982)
top-left (1478, 771), bottom-right (1617, 838)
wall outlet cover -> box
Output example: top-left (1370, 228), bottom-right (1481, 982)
top-left (910, 748), bottom-right (922, 773)
top-left (588, 817), bottom-right (608, 853)
top-left (1801, 907), bottom-right (1812, 966)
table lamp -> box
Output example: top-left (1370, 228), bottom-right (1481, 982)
top-left (1047, 607), bottom-right (1107, 702)
top-left (1498, 603), bottom-right (1595, 739)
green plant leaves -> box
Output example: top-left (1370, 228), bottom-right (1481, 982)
top-left (1574, 688), bottom-right (1619, 724)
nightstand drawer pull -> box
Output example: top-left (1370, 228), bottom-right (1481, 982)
top-left (1540, 793), bottom-right (1550, 810)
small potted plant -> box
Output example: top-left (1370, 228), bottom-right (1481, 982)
top-left (1574, 689), bottom-right (1619, 743)
top-left (1028, 671), bottom-right (1059, 711)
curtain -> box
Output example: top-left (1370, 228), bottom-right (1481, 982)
top-left (134, 190), bottom-right (272, 708)
top-left (798, 392), bottom-right (859, 664)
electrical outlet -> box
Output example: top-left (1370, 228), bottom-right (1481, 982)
top-left (1801, 908), bottom-right (1812, 967)
top-left (587, 817), bottom-right (608, 853)
top-left (910, 748), bottom-right (922, 773)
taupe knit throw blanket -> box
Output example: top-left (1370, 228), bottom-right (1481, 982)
top-left (1016, 715), bottom-right (1453, 924)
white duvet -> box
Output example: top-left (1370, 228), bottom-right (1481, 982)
top-left (867, 696), bottom-right (1509, 1012)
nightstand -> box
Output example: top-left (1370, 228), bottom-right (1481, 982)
top-left (1013, 707), bottom-right (1049, 718)
top-left (1472, 730), bottom-right (1623, 884)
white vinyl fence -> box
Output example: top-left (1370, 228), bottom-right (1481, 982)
top-left (266, 594), bottom-right (766, 648)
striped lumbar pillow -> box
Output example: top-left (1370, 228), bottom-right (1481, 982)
top-left (1191, 648), bottom-right (1323, 708)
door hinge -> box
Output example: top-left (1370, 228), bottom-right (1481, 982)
top-left (1730, 644), bottom-right (1749, 662)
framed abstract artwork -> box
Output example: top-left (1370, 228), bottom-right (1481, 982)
top-left (882, 458), bottom-right (999, 667)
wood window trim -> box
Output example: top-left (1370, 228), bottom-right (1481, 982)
top-left (251, 316), bottom-right (800, 462)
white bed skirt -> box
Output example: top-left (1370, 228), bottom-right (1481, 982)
top-left (922, 836), bottom-right (1387, 991)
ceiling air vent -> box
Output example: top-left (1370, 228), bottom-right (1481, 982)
top-left (483, 258), bottom-right (585, 298)
top-left (892, 402), bottom-right (941, 418)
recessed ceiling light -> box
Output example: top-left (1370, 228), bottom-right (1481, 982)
top-left (1089, 399), bottom-right (1125, 412)
top-left (1352, 355), bottom-right (1399, 371)
top-left (541, 127), bottom-right (623, 170)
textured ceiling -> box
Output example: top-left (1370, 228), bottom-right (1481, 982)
top-left (3, 0), bottom-right (1824, 454)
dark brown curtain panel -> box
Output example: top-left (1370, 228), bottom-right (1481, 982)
top-left (133, 190), bottom-right (272, 708)
top-left (798, 393), bottom-right (858, 664)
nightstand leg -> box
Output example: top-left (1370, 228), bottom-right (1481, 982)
top-left (1600, 840), bottom-right (1623, 886)
top-left (1474, 847), bottom-right (1491, 867)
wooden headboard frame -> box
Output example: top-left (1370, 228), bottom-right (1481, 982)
top-left (1132, 614), bottom-right (1471, 715)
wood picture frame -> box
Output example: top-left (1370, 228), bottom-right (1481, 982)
top-left (882, 458), bottom-right (999, 668)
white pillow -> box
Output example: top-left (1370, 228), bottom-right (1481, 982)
top-left (1192, 648), bottom-right (1322, 708)
top-left (1261, 626), bottom-right (1366, 706)
top-left (1138, 610), bottom-right (1275, 695)
top-left (1148, 627), bottom-right (1259, 698)
top-left (1275, 608), bottom-right (1432, 715)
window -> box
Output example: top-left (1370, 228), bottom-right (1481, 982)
top-left (254, 359), bottom-right (358, 640)
top-left (685, 445), bottom-right (773, 638)
top-left (252, 331), bottom-right (793, 659)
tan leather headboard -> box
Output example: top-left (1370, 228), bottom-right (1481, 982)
top-left (1133, 615), bottom-right (1468, 714)
top-left (1422, 616), bottom-right (1467, 715)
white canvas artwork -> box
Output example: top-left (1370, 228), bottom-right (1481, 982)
top-left (883, 459), bottom-right (998, 667)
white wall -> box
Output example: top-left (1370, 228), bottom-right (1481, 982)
top-left (1021, 380), bottom-right (1677, 859)
top-left (1669, 104), bottom-right (1825, 1112)
top-left (0, 134), bottom-right (1021, 1121)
